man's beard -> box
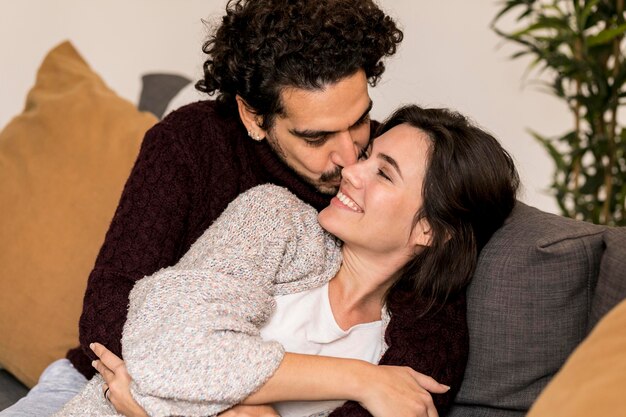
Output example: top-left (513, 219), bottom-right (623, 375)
top-left (265, 132), bottom-right (341, 195)
top-left (317, 167), bottom-right (342, 194)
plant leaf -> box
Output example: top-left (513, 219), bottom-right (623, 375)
top-left (587, 23), bottom-right (626, 47)
top-left (579, 0), bottom-right (600, 30)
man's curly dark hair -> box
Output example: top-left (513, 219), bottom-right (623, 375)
top-left (196, 0), bottom-right (403, 128)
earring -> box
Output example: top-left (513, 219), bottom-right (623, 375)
top-left (248, 130), bottom-right (263, 141)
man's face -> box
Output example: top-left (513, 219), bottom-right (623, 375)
top-left (265, 70), bottom-right (372, 194)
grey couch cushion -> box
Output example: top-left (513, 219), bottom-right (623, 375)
top-left (589, 227), bottom-right (626, 329)
top-left (449, 202), bottom-right (606, 417)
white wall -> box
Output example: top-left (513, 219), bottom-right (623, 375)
top-left (0, 1), bottom-right (569, 213)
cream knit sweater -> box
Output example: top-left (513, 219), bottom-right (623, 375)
top-left (55, 184), bottom-right (342, 417)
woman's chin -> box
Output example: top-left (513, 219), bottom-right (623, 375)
top-left (318, 205), bottom-right (344, 238)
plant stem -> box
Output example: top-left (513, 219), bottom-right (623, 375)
top-left (573, 37), bottom-right (583, 218)
top-left (603, 0), bottom-right (624, 224)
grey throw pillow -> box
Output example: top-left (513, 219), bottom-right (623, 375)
top-left (138, 73), bottom-right (191, 119)
top-left (449, 202), bottom-right (606, 417)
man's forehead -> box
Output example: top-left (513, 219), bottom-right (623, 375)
top-left (276, 70), bottom-right (371, 128)
top-left (278, 88), bottom-right (372, 131)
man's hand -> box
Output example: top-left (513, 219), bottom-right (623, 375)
top-left (218, 405), bottom-right (280, 416)
top-left (90, 342), bottom-right (149, 417)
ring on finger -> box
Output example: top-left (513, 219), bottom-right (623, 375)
top-left (104, 387), bottom-right (111, 402)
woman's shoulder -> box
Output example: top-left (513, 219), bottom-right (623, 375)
top-left (216, 185), bottom-right (325, 244)
top-left (231, 185), bottom-right (316, 221)
top-left (239, 184), bottom-right (307, 205)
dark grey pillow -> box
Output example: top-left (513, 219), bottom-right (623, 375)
top-left (138, 73), bottom-right (191, 119)
top-left (589, 227), bottom-right (626, 329)
top-left (449, 202), bottom-right (606, 417)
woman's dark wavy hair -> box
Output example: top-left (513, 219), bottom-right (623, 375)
top-left (381, 105), bottom-right (520, 315)
top-left (196, 0), bottom-right (403, 128)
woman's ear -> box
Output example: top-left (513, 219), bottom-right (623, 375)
top-left (235, 95), bottom-right (266, 141)
top-left (411, 218), bottom-right (433, 248)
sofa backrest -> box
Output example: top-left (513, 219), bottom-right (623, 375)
top-left (448, 202), bottom-right (626, 417)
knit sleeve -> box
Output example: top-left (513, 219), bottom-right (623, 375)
top-left (66, 122), bottom-right (195, 378)
top-left (328, 291), bottom-right (469, 417)
top-left (122, 185), bottom-right (341, 417)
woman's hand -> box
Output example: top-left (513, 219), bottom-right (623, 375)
top-left (90, 342), bottom-right (149, 417)
top-left (218, 405), bottom-right (280, 416)
top-left (357, 365), bottom-right (449, 417)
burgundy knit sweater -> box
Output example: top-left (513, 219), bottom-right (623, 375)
top-left (66, 100), bottom-right (468, 415)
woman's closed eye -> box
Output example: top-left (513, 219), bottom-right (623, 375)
top-left (377, 168), bottom-right (392, 182)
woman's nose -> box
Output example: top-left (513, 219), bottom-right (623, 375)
top-left (341, 161), bottom-right (364, 189)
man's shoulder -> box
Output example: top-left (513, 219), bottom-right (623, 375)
top-left (160, 100), bottom-right (239, 134)
top-left (145, 100), bottom-right (243, 155)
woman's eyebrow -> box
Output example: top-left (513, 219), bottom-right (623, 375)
top-left (377, 153), bottom-right (403, 179)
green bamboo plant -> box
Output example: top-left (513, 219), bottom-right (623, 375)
top-left (493, 0), bottom-right (626, 225)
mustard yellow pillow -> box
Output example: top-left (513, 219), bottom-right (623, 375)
top-left (0, 41), bottom-right (157, 387)
top-left (528, 297), bottom-right (626, 417)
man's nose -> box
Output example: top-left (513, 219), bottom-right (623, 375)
top-left (330, 131), bottom-right (359, 168)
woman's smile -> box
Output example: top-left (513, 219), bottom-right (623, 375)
top-left (332, 189), bottom-right (364, 213)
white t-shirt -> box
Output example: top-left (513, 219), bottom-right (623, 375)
top-left (260, 282), bottom-right (384, 417)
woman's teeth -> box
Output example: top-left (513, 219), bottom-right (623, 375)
top-left (337, 191), bottom-right (362, 212)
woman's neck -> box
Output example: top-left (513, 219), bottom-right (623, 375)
top-left (328, 246), bottom-right (409, 331)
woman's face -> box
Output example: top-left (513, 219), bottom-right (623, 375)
top-left (318, 123), bottom-right (432, 257)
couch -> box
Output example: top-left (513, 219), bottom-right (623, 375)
top-left (1, 41), bottom-right (625, 416)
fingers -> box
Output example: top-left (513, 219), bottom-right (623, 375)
top-left (427, 404), bottom-right (439, 417)
top-left (93, 359), bottom-right (115, 383)
top-left (412, 383), bottom-right (438, 417)
top-left (410, 370), bottom-right (450, 394)
top-left (90, 342), bottom-right (125, 372)
top-left (410, 388), bottom-right (438, 417)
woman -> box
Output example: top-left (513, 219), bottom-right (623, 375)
top-left (56, 105), bottom-right (519, 417)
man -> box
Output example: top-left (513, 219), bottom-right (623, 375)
top-left (3, 1), bottom-right (467, 415)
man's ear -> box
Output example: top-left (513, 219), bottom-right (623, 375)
top-left (235, 95), bottom-right (266, 141)
top-left (411, 218), bottom-right (433, 248)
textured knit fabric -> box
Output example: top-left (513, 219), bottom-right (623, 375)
top-left (67, 100), bottom-right (332, 377)
top-left (66, 100), bottom-right (469, 415)
top-left (56, 185), bottom-right (342, 416)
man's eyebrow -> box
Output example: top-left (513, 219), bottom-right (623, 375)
top-left (353, 100), bottom-right (374, 126)
top-left (378, 153), bottom-right (403, 179)
top-left (289, 100), bottom-right (373, 139)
